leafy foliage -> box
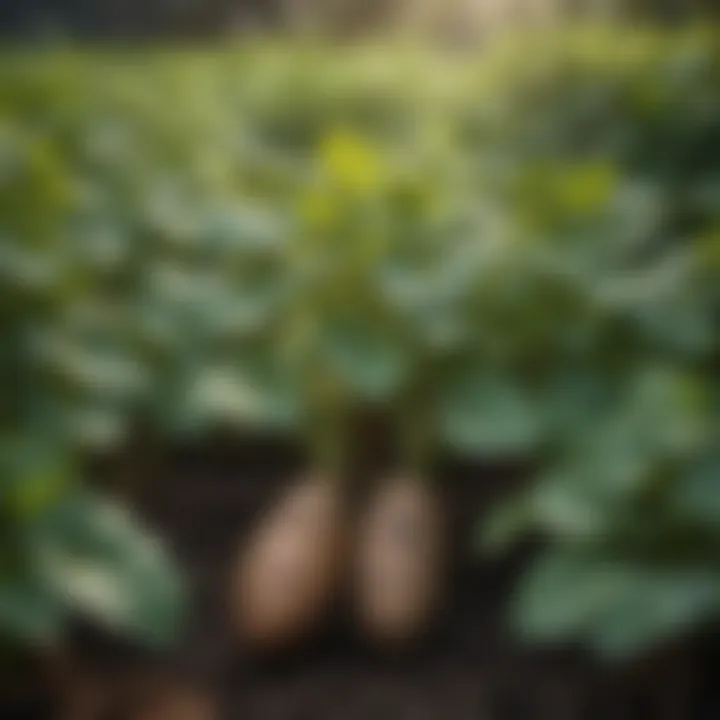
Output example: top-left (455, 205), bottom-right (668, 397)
top-left (0, 438), bottom-right (185, 649)
top-left (1, 28), bottom-right (719, 659)
top-left (468, 30), bottom-right (720, 660)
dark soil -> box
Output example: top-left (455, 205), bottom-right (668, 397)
top-left (6, 431), bottom-right (720, 720)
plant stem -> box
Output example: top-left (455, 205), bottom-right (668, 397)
top-left (398, 358), bottom-right (437, 480)
top-left (306, 376), bottom-right (350, 479)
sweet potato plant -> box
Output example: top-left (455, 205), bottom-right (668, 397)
top-left (1, 27), bottom-right (719, 662)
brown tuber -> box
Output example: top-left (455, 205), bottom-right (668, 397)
top-left (231, 472), bottom-right (346, 652)
top-left (355, 475), bottom-right (446, 646)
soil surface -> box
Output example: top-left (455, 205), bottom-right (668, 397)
top-left (6, 433), bottom-right (720, 720)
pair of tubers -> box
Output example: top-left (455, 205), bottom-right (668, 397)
top-left (232, 472), bottom-right (445, 652)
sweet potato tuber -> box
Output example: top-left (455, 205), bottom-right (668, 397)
top-left (356, 475), bottom-right (445, 645)
top-left (231, 472), bottom-right (345, 652)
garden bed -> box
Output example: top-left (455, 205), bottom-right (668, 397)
top-left (18, 436), bottom-right (712, 720)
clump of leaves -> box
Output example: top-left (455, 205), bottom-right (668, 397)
top-left (474, 29), bottom-right (720, 661)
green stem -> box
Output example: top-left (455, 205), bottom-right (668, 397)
top-left (398, 359), bottom-right (437, 480)
top-left (306, 375), bottom-right (349, 479)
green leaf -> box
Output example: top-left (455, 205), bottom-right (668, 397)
top-left (514, 550), bottom-right (639, 642)
top-left (591, 571), bottom-right (720, 660)
top-left (542, 369), bottom-right (615, 435)
top-left (33, 492), bottom-right (186, 648)
top-left (676, 453), bottom-right (720, 528)
top-left (530, 471), bottom-right (612, 540)
top-left (627, 366), bottom-right (710, 455)
top-left (64, 403), bottom-right (129, 451)
top-left (594, 251), bottom-right (714, 356)
top-left (515, 547), bottom-right (638, 641)
top-left (0, 242), bottom-right (65, 294)
top-left (181, 361), bottom-right (297, 431)
top-left (36, 333), bottom-right (148, 400)
top-left (202, 204), bottom-right (287, 254)
top-left (517, 551), bottom-right (720, 660)
top-left (440, 370), bottom-right (544, 457)
top-left (564, 417), bottom-right (654, 498)
top-left (321, 320), bottom-right (409, 401)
